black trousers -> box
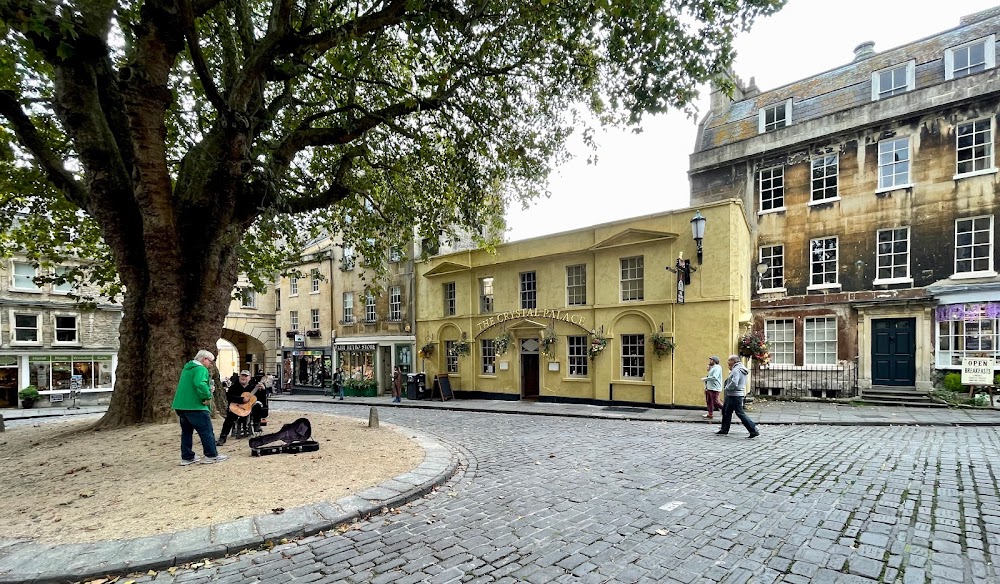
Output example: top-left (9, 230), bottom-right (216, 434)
top-left (220, 403), bottom-right (263, 437)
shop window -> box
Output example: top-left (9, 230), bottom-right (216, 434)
top-left (566, 265), bottom-right (586, 306)
top-left (389, 286), bottom-right (402, 321)
top-left (11, 261), bottom-right (39, 292)
top-left (765, 319), bottom-right (794, 366)
top-left (481, 339), bottom-right (496, 374)
top-left (620, 257), bottom-right (643, 302)
top-left (11, 312), bottom-right (40, 344)
top-left (54, 314), bottom-right (79, 344)
top-left (936, 303), bottom-right (1000, 367)
top-left (294, 352), bottom-right (332, 387)
top-left (519, 272), bottom-right (536, 309)
top-left (620, 334), bottom-right (645, 379)
top-left (568, 335), bottom-right (588, 376)
top-left (445, 340), bottom-right (458, 373)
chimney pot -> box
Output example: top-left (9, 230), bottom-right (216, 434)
top-left (853, 41), bottom-right (876, 62)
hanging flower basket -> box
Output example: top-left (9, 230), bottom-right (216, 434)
top-left (540, 331), bottom-right (557, 357)
top-left (453, 339), bottom-right (470, 357)
top-left (495, 332), bottom-right (513, 356)
top-left (418, 343), bottom-right (435, 359)
top-left (737, 330), bottom-right (770, 365)
top-left (651, 332), bottom-right (675, 359)
top-left (589, 332), bottom-right (607, 360)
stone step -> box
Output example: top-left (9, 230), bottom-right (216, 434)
top-left (857, 398), bottom-right (948, 408)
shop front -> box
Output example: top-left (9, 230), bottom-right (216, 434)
top-left (0, 352), bottom-right (117, 407)
top-left (282, 349), bottom-right (332, 393)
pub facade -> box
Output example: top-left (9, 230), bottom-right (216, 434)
top-left (414, 200), bottom-right (753, 407)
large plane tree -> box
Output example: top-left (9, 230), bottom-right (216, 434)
top-left (0, 0), bottom-right (782, 427)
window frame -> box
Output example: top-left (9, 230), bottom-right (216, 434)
top-left (480, 339), bottom-right (496, 375)
top-left (877, 137), bottom-right (912, 192)
top-left (343, 292), bottom-right (354, 323)
top-left (366, 294), bottom-right (377, 323)
top-left (620, 333), bottom-right (645, 379)
top-left (874, 227), bottom-right (912, 285)
top-left (954, 215), bottom-right (995, 277)
top-left (311, 269), bottom-right (321, 293)
top-left (11, 261), bottom-right (39, 292)
top-left (765, 319), bottom-right (794, 366)
top-left (758, 166), bottom-right (785, 213)
top-left (289, 276), bottom-right (298, 296)
top-left (310, 308), bottom-right (320, 330)
top-left (871, 61), bottom-right (915, 101)
top-left (519, 271), bottom-right (537, 309)
top-left (809, 155), bottom-right (839, 204)
top-left (445, 340), bottom-right (459, 373)
top-left (480, 277), bottom-right (494, 314)
top-left (566, 264), bottom-right (587, 306)
top-left (389, 286), bottom-right (402, 322)
top-left (804, 317), bottom-right (838, 366)
top-left (567, 335), bottom-right (588, 377)
top-left (758, 99), bottom-right (793, 133)
top-left (619, 256), bottom-right (644, 302)
top-left (53, 266), bottom-right (74, 294)
top-left (240, 287), bottom-right (256, 309)
top-left (936, 305), bottom-right (1000, 368)
top-left (10, 311), bottom-right (41, 345)
top-left (945, 34), bottom-right (996, 80)
top-left (444, 282), bottom-right (457, 316)
top-left (955, 117), bottom-right (996, 179)
top-left (341, 246), bottom-right (355, 270)
top-left (53, 313), bottom-right (80, 345)
top-left (289, 310), bottom-right (299, 331)
top-left (808, 236), bottom-right (840, 291)
top-left (758, 245), bottom-right (785, 292)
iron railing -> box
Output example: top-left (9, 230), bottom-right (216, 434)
top-left (751, 359), bottom-right (859, 399)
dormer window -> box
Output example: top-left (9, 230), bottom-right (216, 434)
top-left (945, 35), bottom-right (996, 80)
top-left (871, 61), bottom-right (915, 100)
top-left (758, 99), bottom-right (793, 133)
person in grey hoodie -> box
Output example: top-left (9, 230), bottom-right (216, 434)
top-left (717, 355), bottom-right (759, 438)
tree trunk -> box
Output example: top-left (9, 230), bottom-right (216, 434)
top-left (93, 231), bottom-right (240, 428)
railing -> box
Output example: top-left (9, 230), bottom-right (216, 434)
top-left (751, 359), bottom-right (859, 399)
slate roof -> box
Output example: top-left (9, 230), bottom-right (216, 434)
top-left (695, 11), bottom-right (1000, 153)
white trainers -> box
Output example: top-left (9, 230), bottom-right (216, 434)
top-left (200, 454), bottom-right (229, 464)
top-left (179, 455), bottom-right (201, 466)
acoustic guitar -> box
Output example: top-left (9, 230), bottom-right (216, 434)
top-left (229, 383), bottom-right (262, 417)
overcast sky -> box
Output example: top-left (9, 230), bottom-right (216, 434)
top-left (504, 0), bottom-right (1000, 242)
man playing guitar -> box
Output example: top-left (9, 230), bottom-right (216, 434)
top-left (217, 370), bottom-right (265, 445)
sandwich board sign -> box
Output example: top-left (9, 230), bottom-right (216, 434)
top-left (961, 357), bottom-right (994, 386)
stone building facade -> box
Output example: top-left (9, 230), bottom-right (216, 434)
top-left (689, 8), bottom-right (1000, 395)
top-left (0, 256), bottom-right (122, 408)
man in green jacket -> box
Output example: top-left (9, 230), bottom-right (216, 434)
top-left (171, 349), bottom-right (229, 465)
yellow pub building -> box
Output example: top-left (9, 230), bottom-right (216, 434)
top-left (414, 200), bottom-right (753, 407)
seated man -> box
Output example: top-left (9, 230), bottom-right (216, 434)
top-left (218, 370), bottom-right (265, 445)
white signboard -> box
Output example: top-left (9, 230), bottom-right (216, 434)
top-left (961, 357), bottom-right (994, 385)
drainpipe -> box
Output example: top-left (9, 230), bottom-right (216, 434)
top-left (329, 242), bottom-right (336, 378)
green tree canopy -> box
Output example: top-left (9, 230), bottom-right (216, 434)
top-left (0, 0), bottom-right (783, 426)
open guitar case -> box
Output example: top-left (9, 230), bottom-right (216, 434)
top-left (249, 417), bottom-right (320, 456)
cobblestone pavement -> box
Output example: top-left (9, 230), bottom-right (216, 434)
top-left (101, 403), bottom-right (1000, 582)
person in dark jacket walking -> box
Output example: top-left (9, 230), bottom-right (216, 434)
top-left (717, 355), bottom-right (759, 438)
top-left (170, 350), bottom-right (228, 465)
top-left (391, 366), bottom-right (403, 403)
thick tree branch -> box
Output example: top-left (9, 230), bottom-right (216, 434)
top-left (181, 0), bottom-right (227, 114)
top-left (0, 91), bottom-right (90, 208)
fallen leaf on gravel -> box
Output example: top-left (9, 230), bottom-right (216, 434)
top-left (79, 490), bottom-right (95, 498)
top-left (271, 507), bottom-right (285, 514)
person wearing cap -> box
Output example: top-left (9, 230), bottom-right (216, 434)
top-left (700, 356), bottom-right (724, 419)
top-left (170, 349), bottom-right (228, 465)
top-left (217, 369), bottom-right (262, 445)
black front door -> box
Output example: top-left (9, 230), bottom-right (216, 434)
top-left (871, 318), bottom-right (916, 386)
top-left (520, 338), bottom-right (540, 398)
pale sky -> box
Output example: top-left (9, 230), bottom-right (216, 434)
top-left (505, 0), bottom-right (1000, 241)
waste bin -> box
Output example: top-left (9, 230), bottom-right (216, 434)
top-left (406, 373), bottom-right (427, 400)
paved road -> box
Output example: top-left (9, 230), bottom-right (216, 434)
top-left (101, 403), bottom-right (1000, 582)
